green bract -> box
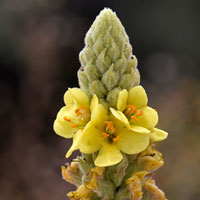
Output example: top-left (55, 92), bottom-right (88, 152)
top-left (78, 8), bottom-right (140, 108)
top-left (54, 8), bottom-right (168, 200)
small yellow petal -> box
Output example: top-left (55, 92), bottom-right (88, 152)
top-left (117, 89), bottom-right (128, 111)
top-left (64, 88), bottom-right (89, 108)
top-left (134, 107), bottom-right (158, 129)
top-left (90, 95), bottom-right (98, 112)
top-left (117, 128), bottom-right (149, 154)
top-left (110, 108), bottom-right (129, 128)
top-left (130, 125), bottom-right (151, 134)
top-left (53, 119), bottom-right (77, 138)
top-left (56, 106), bottom-right (73, 120)
top-left (53, 107), bottom-right (78, 138)
top-left (91, 104), bottom-right (108, 130)
top-left (60, 105), bottom-right (77, 121)
top-left (128, 86), bottom-right (148, 109)
top-left (68, 185), bottom-right (92, 199)
top-left (79, 122), bottom-right (102, 154)
top-left (150, 128), bottom-right (168, 142)
top-left (66, 130), bottom-right (82, 158)
top-left (94, 143), bottom-right (123, 167)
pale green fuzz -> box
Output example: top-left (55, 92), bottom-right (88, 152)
top-left (54, 8), bottom-right (168, 200)
top-left (78, 8), bottom-right (140, 109)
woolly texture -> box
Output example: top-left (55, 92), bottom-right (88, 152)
top-left (78, 8), bottom-right (140, 108)
top-left (54, 8), bottom-right (168, 200)
top-left (62, 144), bottom-right (166, 200)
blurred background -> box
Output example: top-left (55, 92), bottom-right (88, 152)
top-left (0, 0), bottom-right (200, 199)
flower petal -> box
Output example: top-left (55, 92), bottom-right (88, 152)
top-left (130, 125), bottom-right (151, 134)
top-left (79, 122), bottom-right (102, 154)
top-left (117, 128), bottom-right (149, 154)
top-left (53, 107), bottom-right (78, 138)
top-left (91, 104), bottom-right (108, 130)
top-left (66, 130), bottom-right (82, 158)
top-left (90, 95), bottom-right (98, 112)
top-left (135, 106), bottom-right (158, 129)
top-left (150, 128), bottom-right (168, 142)
top-left (127, 86), bottom-right (148, 109)
top-left (64, 88), bottom-right (89, 108)
top-left (117, 89), bottom-right (128, 111)
top-left (53, 119), bottom-right (77, 138)
top-left (94, 143), bottom-right (123, 167)
top-left (110, 108), bottom-right (129, 128)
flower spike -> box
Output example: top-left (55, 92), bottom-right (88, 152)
top-left (53, 8), bottom-right (168, 200)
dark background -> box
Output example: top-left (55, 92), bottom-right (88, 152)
top-left (1, 0), bottom-right (200, 199)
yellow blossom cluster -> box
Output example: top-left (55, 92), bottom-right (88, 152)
top-left (53, 86), bottom-right (168, 167)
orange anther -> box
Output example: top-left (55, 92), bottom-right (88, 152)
top-left (106, 121), bottom-right (112, 130)
top-left (113, 136), bottom-right (120, 142)
top-left (102, 132), bottom-right (109, 138)
top-left (110, 125), bottom-right (115, 134)
top-left (136, 110), bottom-right (143, 117)
top-left (125, 105), bottom-right (137, 115)
top-left (75, 108), bottom-right (80, 113)
top-left (64, 116), bottom-right (71, 122)
top-left (80, 105), bottom-right (85, 109)
top-left (76, 111), bottom-right (81, 117)
top-left (71, 123), bottom-right (77, 128)
top-left (107, 121), bottom-right (112, 127)
top-left (131, 115), bottom-right (138, 121)
top-left (129, 105), bottom-right (138, 114)
top-left (105, 121), bottom-right (115, 134)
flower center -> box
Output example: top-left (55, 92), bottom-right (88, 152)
top-left (64, 105), bottom-right (90, 128)
top-left (102, 121), bottom-right (119, 143)
top-left (124, 104), bottom-right (143, 122)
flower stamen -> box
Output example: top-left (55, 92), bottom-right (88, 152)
top-left (71, 123), bottom-right (77, 128)
top-left (131, 115), bottom-right (138, 121)
top-left (64, 116), bottom-right (71, 122)
top-left (105, 121), bottom-right (115, 134)
top-left (80, 105), bottom-right (86, 110)
top-left (74, 106), bottom-right (90, 122)
top-left (125, 104), bottom-right (138, 115)
top-left (113, 136), bottom-right (120, 142)
top-left (102, 121), bottom-right (119, 142)
top-left (136, 110), bottom-right (143, 117)
top-left (125, 104), bottom-right (144, 122)
top-left (75, 108), bottom-right (80, 114)
top-left (102, 132), bottom-right (109, 138)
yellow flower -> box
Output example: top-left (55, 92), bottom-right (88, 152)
top-left (66, 98), bottom-right (150, 167)
top-left (85, 167), bottom-right (105, 190)
top-left (53, 88), bottom-right (92, 139)
top-left (126, 171), bottom-right (148, 200)
top-left (117, 86), bottom-right (168, 142)
top-left (67, 184), bottom-right (92, 200)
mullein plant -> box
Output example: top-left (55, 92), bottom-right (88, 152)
top-left (54, 8), bottom-right (168, 200)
